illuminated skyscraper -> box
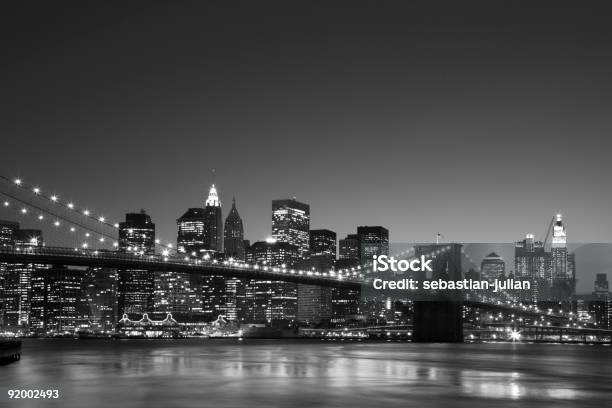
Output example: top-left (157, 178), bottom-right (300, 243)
top-left (339, 234), bottom-right (359, 261)
top-left (357, 226), bottom-right (389, 266)
top-left (0, 226), bottom-right (45, 330)
top-left (224, 197), bottom-right (245, 260)
top-left (480, 252), bottom-right (505, 282)
top-left (177, 208), bottom-right (206, 256)
top-left (117, 211), bottom-right (155, 317)
top-left (82, 267), bottom-right (118, 331)
top-left (203, 184), bottom-right (223, 253)
top-left (551, 214), bottom-right (568, 278)
top-left (118, 211), bottom-right (155, 255)
top-left (514, 234), bottom-right (549, 279)
top-left (154, 271), bottom-right (198, 314)
top-left (30, 266), bottom-right (84, 334)
top-left (272, 198), bottom-right (310, 257)
top-left (222, 197), bottom-right (246, 322)
top-left (309, 229), bottom-right (336, 259)
top-left (0, 220), bottom-right (19, 247)
top-left (245, 240), bottom-right (300, 325)
top-left (296, 229), bottom-right (336, 324)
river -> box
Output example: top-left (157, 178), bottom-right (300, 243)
top-left (1, 339), bottom-right (611, 407)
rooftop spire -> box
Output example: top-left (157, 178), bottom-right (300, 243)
top-left (205, 184), bottom-right (221, 207)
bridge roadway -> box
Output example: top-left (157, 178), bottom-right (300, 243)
top-left (0, 246), bottom-right (363, 289)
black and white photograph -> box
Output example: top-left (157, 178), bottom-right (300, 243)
top-left (1, 1), bottom-right (612, 407)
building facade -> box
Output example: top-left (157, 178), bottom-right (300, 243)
top-left (272, 198), bottom-right (310, 257)
top-left (480, 252), bottom-right (505, 282)
top-left (357, 226), bottom-right (389, 266)
top-left (117, 211), bottom-right (155, 317)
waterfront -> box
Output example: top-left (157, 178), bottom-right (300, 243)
top-left (1, 340), bottom-right (611, 407)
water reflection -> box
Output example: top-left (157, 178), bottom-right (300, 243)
top-left (0, 340), bottom-right (610, 408)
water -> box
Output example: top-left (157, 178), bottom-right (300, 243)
top-left (1, 339), bottom-right (611, 408)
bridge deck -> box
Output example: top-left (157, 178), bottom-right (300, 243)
top-left (0, 247), bottom-right (363, 288)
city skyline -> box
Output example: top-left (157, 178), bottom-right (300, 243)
top-left (3, 2), bottom-right (612, 245)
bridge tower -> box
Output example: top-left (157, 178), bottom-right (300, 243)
top-left (412, 243), bottom-right (463, 342)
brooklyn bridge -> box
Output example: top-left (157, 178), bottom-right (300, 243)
top-left (1, 175), bottom-right (610, 343)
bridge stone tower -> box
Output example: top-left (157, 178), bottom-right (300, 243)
top-left (412, 243), bottom-right (463, 342)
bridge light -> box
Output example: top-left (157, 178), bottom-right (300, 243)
top-left (3, 201), bottom-right (8, 207)
top-left (99, 216), bottom-right (105, 222)
top-left (51, 195), bottom-right (58, 202)
top-left (54, 221), bottom-right (60, 227)
top-left (21, 208), bottom-right (27, 214)
top-left (67, 203), bottom-right (74, 209)
top-left (14, 178), bottom-right (22, 185)
top-left (167, 244), bottom-right (173, 248)
top-left (38, 215), bottom-right (44, 220)
top-left (509, 330), bottom-right (521, 341)
top-left (70, 227), bottom-right (75, 232)
top-left (83, 210), bottom-right (90, 216)
top-left (82, 243), bottom-right (88, 248)
top-left (155, 239), bottom-right (161, 244)
top-left (113, 223), bottom-right (119, 228)
top-left (33, 187), bottom-right (40, 194)
top-left (162, 249), bottom-right (169, 257)
top-left (85, 233), bottom-right (90, 237)
top-left (113, 242), bottom-right (118, 247)
top-left (99, 237), bottom-right (105, 242)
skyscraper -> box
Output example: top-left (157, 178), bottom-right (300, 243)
top-left (118, 211), bottom-right (155, 255)
top-left (81, 267), bottom-right (118, 332)
top-left (272, 198), bottom-right (310, 257)
top-left (0, 220), bottom-right (19, 247)
top-left (30, 266), bottom-right (84, 334)
top-left (203, 184), bottom-right (223, 253)
top-left (0, 225), bottom-right (45, 330)
top-left (117, 211), bottom-right (155, 317)
top-left (480, 252), bottom-right (505, 282)
top-left (297, 229), bottom-right (336, 324)
top-left (514, 234), bottom-right (549, 279)
top-left (224, 197), bottom-right (245, 260)
top-left (177, 208), bottom-right (206, 256)
top-left (357, 226), bottom-right (389, 266)
top-left (223, 197), bottom-right (246, 322)
top-left (245, 239), bottom-right (300, 325)
top-left (339, 234), bottom-right (359, 261)
top-left (551, 214), bottom-right (568, 278)
top-left (199, 184), bottom-right (226, 320)
top-left (309, 229), bottom-right (336, 259)
top-left (590, 274), bottom-right (611, 329)
top-left (593, 273), bottom-right (610, 299)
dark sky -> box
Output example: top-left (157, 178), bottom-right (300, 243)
top-left (2, 1), bottom-right (612, 246)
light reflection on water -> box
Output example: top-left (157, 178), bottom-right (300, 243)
top-left (1, 340), bottom-right (611, 408)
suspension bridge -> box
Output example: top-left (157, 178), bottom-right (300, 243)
top-left (1, 175), bottom-right (606, 342)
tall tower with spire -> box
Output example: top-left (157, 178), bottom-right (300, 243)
top-left (224, 197), bottom-right (245, 260)
top-left (551, 213), bottom-right (568, 278)
top-left (203, 184), bottom-right (223, 253)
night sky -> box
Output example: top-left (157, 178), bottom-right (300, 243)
top-left (2, 1), bottom-right (612, 246)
